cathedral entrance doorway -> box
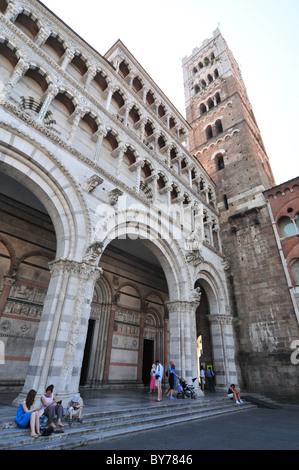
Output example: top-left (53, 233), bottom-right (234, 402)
top-left (142, 339), bottom-right (154, 385)
top-left (80, 238), bottom-right (168, 389)
top-left (195, 282), bottom-right (214, 385)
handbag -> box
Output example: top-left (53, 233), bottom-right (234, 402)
top-left (155, 374), bottom-right (160, 379)
top-left (41, 426), bottom-right (53, 437)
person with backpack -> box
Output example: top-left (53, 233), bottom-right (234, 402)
top-left (206, 367), bottom-right (215, 393)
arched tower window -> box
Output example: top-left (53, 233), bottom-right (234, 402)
top-left (216, 154), bottom-right (225, 170)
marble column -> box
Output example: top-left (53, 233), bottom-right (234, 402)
top-left (165, 300), bottom-right (202, 392)
top-left (208, 314), bottom-right (237, 390)
top-left (13, 258), bottom-right (102, 406)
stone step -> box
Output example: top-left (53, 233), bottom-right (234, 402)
top-left (1, 397), bottom-right (256, 450)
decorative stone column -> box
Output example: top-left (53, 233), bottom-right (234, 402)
top-left (1, 59), bottom-right (28, 99)
top-left (67, 109), bottom-right (84, 145)
top-left (165, 300), bottom-right (202, 392)
top-left (208, 314), bottom-right (237, 389)
top-left (37, 85), bottom-right (58, 123)
top-left (13, 258), bottom-right (102, 406)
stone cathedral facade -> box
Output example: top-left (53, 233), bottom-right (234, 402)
top-left (0, 0), bottom-right (298, 404)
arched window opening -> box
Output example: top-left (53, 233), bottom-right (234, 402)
top-left (129, 105), bottom-right (140, 124)
top-left (119, 60), bottom-right (130, 78)
top-left (82, 113), bottom-right (98, 135)
top-left (193, 67), bottom-right (198, 74)
top-left (194, 85), bottom-right (200, 94)
top-left (123, 147), bottom-right (136, 166)
top-left (93, 70), bottom-right (108, 92)
top-left (207, 74), bottom-right (213, 83)
top-left (199, 62), bottom-right (203, 69)
top-left (44, 34), bottom-right (65, 59)
top-left (142, 162), bottom-right (152, 179)
top-left (278, 216), bottom-right (297, 238)
top-left (215, 92), bottom-right (221, 104)
top-left (70, 53), bottom-right (88, 76)
top-left (217, 154), bottom-right (225, 170)
top-left (206, 125), bottom-right (213, 140)
top-left (157, 173), bottom-right (166, 190)
top-left (214, 68), bottom-right (219, 79)
top-left (200, 103), bottom-right (207, 115)
top-left (111, 89), bottom-right (125, 109)
top-left (170, 147), bottom-right (177, 160)
top-left (132, 76), bottom-right (143, 93)
top-left (207, 98), bottom-right (214, 110)
top-left (146, 90), bottom-right (155, 106)
top-left (181, 158), bottom-right (187, 169)
top-left (0, 41), bottom-right (19, 67)
top-left (53, 91), bottom-right (76, 115)
top-left (171, 184), bottom-right (179, 201)
top-left (169, 117), bottom-right (176, 129)
top-left (0, 0), bottom-right (8, 14)
top-left (215, 119), bottom-right (223, 135)
top-left (158, 135), bottom-right (166, 149)
top-left (24, 68), bottom-right (49, 93)
top-left (158, 104), bottom-right (166, 118)
top-left (144, 121), bottom-right (154, 137)
top-left (14, 12), bottom-right (40, 39)
top-left (104, 130), bottom-right (118, 151)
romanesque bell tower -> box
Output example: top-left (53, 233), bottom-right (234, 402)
top-left (182, 29), bottom-right (299, 402)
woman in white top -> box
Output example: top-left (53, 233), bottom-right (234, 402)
top-left (40, 384), bottom-right (64, 428)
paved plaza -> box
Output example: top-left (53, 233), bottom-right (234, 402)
top-left (76, 402), bottom-right (299, 451)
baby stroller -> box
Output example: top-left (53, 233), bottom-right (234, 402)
top-left (177, 377), bottom-right (197, 399)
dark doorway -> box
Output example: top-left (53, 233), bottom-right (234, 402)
top-left (142, 339), bottom-right (154, 385)
top-left (80, 319), bottom-right (95, 386)
top-left (195, 283), bottom-right (213, 373)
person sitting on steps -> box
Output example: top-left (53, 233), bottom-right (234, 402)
top-left (228, 384), bottom-right (243, 404)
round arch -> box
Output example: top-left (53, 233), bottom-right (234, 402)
top-left (97, 214), bottom-right (193, 302)
top-left (194, 263), bottom-right (237, 390)
top-left (0, 125), bottom-right (92, 260)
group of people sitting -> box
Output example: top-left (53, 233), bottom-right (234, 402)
top-left (15, 384), bottom-right (84, 437)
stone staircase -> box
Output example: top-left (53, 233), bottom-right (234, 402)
top-left (0, 396), bottom-right (256, 450)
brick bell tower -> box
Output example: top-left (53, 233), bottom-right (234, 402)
top-left (182, 29), bottom-right (299, 402)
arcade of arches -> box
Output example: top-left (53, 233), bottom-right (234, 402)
top-left (0, 172), bottom-right (233, 396)
top-left (0, 173), bottom-right (169, 389)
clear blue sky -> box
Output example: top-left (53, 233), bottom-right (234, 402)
top-left (41, 0), bottom-right (298, 185)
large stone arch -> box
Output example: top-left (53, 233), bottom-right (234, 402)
top-left (0, 124), bottom-right (102, 403)
top-left (94, 207), bottom-right (201, 384)
top-left (96, 206), bottom-right (193, 302)
top-left (194, 262), bottom-right (237, 389)
top-left (0, 123), bottom-right (92, 259)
